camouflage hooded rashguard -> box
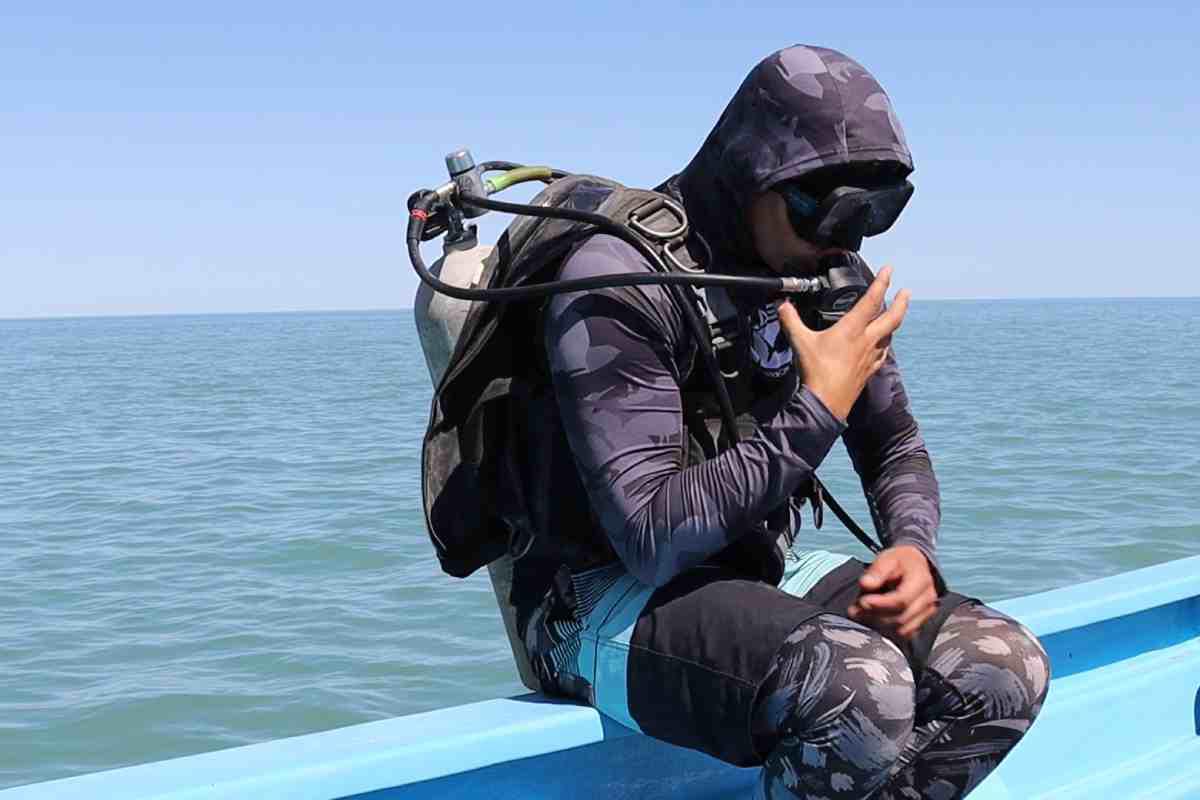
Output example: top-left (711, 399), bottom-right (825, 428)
top-left (533, 46), bottom-right (1049, 800)
top-left (545, 44), bottom-right (939, 592)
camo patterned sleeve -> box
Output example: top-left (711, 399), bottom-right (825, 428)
top-left (841, 352), bottom-right (942, 576)
top-left (544, 234), bottom-right (846, 588)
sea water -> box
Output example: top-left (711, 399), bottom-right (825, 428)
top-left (1, 299), bottom-right (1197, 788)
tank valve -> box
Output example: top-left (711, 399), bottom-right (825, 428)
top-left (445, 148), bottom-right (488, 220)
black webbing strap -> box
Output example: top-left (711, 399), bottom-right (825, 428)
top-left (811, 476), bottom-right (883, 554)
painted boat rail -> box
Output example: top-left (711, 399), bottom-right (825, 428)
top-left (3, 554), bottom-right (1199, 799)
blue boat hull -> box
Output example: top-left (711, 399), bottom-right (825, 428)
top-left (5, 555), bottom-right (1199, 799)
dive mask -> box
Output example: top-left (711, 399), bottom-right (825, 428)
top-left (776, 179), bottom-right (914, 252)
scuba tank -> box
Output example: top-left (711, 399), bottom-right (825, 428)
top-left (412, 164), bottom-right (539, 690)
top-left (413, 227), bottom-right (492, 387)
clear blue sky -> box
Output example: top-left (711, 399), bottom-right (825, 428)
top-left (3, 2), bottom-right (1197, 318)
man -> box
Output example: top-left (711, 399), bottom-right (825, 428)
top-left (519, 45), bottom-right (1050, 799)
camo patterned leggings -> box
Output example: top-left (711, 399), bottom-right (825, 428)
top-left (752, 603), bottom-right (1051, 800)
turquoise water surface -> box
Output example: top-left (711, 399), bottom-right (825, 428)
top-left (2, 300), bottom-right (1197, 789)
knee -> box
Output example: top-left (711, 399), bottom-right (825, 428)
top-left (796, 615), bottom-right (917, 756)
top-left (763, 616), bottom-right (916, 797)
top-left (932, 605), bottom-right (1052, 722)
top-left (840, 626), bottom-right (918, 736)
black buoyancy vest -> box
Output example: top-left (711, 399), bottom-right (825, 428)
top-left (422, 174), bottom-right (802, 583)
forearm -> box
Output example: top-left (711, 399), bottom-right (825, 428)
top-left (844, 354), bottom-right (942, 572)
top-left (591, 385), bottom-right (844, 587)
top-left (865, 448), bottom-right (940, 568)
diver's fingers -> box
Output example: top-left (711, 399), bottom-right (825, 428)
top-left (840, 265), bottom-right (892, 330)
top-left (873, 333), bottom-right (893, 367)
top-left (776, 298), bottom-right (817, 347)
top-left (897, 595), bottom-right (941, 639)
top-left (867, 288), bottom-right (910, 341)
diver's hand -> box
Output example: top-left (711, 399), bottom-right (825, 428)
top-left (776, 265), bottom-right (910, 420)
top-left (847, 545), bottom-right (939, 639)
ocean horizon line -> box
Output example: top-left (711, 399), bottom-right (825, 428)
top-left (3, 294), bottom-right (1197, 323)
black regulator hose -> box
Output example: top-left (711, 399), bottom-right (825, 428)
top-left (409, 189), bottom-right (747, 449)
top-left (407, 192), bottom-right (820, 303)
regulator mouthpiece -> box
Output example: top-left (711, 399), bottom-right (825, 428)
top-left (789, 251), bottom-right (871, 330)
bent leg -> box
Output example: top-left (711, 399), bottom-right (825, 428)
top-left (753, 614), bottom-right (916, 800)
top-left (877, 602), bottom-right (1052, 800)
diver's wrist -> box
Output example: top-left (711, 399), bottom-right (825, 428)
top-left (795, 383), bottom-right (848, 432)
top-left (801, 380), bottom-right (851, 424)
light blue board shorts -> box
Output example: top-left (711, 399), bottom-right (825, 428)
top-left (556, 549), bottom-right (853, 733)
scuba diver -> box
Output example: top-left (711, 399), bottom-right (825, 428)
top-left (413, 45), bottom-right (1050, 799)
